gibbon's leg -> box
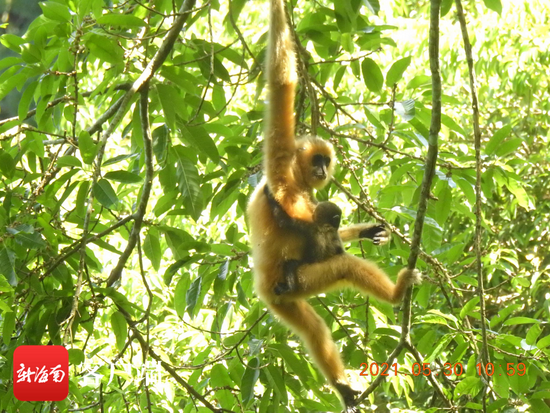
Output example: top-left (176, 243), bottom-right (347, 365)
top-left (294, 253), bottom-right (421, 304)
top-left (269, 300), bottom-right (359, 405)
top-left (339, 223), bottom-right (391, 245)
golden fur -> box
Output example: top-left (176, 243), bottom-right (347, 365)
top-left (247, 0), bottom-right (421, 407)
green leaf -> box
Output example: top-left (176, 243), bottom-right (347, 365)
top-left (97, 14), bottom-right (146, 27)
top-left (110, 311), bottom-right (127, 352)
top-left (104, 171), bottom-right (143, 184)
top-left (2, 311), bottom-right (16, 346)
top-left (441, 114), bottom-right (466, 137)
top-left (425, 334), bottom-right (453, 363)
top-left (143, 229), bottom-right (161, 271)
top-left (0, 68), bottom-right (26, 102)
top-left (0, 248), bottom-right (17, 286)
top-left (492, 364), bottom-right (509, 399)
top-left (503, 317), bottom-right (540, 326)
top-left (269, 344), bottom-right (311, 384)
top-left (363, 0), bottom-right (380, 14)
top-left (57, 156), bottom-right (83, 168)
top-left (386, 56), bottom-right (412, 86)
top-left (485, 124), bottom-right (511, 156)
top-left (86, 34), bottom-right (124, 66)
top-left (0, 152), bottom-right (16, 179)
top-left (15, 232), bottom-right (46, 249)
top-left (506, 179), bottom-right (531, 209)
top-left (0, 34), bottom-right (25, 52)
top-left (173, 146), bottom-right (203, 220)
top-left (495, 137), bottom-right (522, 157)
top-left (68, 348), bottom-right (85, 365)
top-left (174, 274), bottom-right (190, 318)
top-left (21, 44), bottom-right (42, 64)
top-left (460, 297), bottom-right (480, 319)
top-left (265, 364), bottom-right (288, 404)
top-left (435, 185), bottom-right (452, 226)
top-left (441, 0), bottom-right (453, 16)
top-left (456, 178), bottom-right (475, 205)
top-left (454, 376), bottom-right (482, 398)
top-left (186, 276), bottom-right (202, 319)
top-left (241, 357), bottom-right (260, 406)
top-left (76, 181), bottom-right (90, 217)
top-left (103, 153), bottom-right (138, 167)
top-left (361, 58), bottom-right (384, 93)
top-left (18, 81), bottom-right (38, 122)
top-left (210, 364), bottom-right (234, 387)
top-left (93, 179), bottom-right (118, 208)
top-left (79, 130), bottom-right (97, 165)
top-left (179, 125), bottom-right (220, 164)
top-left (483, 0), bottom-right (502, 14)
top-left (488, 399), bottom-right (508, 412)
top-left (157, 84), bottom-right (184, 130)
top-left (526, 324), bottom-right (542, 346)
top-left (537, 335), bottom-right (550, 349)
top-left (406, 74), bottom-right (431, 90)
top-left (2, 311), bottom-right (15, 345)
top-left (39, 1), bottom-right (72, 22)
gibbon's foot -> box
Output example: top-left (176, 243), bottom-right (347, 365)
top-left (403, 268), bottom-right (423, 285)
top-left (274, 282), bottom-right (291, 295)
top-left (359, 224), bottom-right (390, 245)
top-left (334, 382), bottom-right (361, 409)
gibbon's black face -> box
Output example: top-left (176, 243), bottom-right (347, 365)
top-left (311, 154), bottom-right (331, 181)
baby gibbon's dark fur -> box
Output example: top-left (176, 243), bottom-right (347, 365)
top-left (264, 185), bottom-right (344, 295)
top-left (246, 0), bottom-right (421, 409)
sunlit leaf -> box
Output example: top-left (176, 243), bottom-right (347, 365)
top-left (110, 311), bottom-right (127, 352)
top-left (93, 179), bottom-right (118, 208)
top-left (483, 0), bottom-right (502, 14)
top-left (386, 56), bottom-right (412, 86)
top-left (361, 58), bottom-right (384, 93)
top-left (97, 14), bottom-right (146, 27)
top-left (104, 171), bottom-right (143, 184)
top-left (241, 357), bottom-right (260, 406)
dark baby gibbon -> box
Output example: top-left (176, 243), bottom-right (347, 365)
top-left (246, 0), bottom-right (422, 409)
top-left (264, 184), bottom-right (345, 295)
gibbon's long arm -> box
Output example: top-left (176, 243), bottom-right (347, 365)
top-left (264, 0), bottom-right (298, 197)
top-left (339, 223), bottom-right (391, 245)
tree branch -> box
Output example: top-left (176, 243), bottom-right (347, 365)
top-left (106, 86), bottom-right (154, 286)
top-left (455, 0), bottom-right (490, 409)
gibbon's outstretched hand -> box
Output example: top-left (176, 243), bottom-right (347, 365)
top-left (246, 0), bottom-right (421, 409)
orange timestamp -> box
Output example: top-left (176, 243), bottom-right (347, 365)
top-left (359, 362), bottom-right (527, 377)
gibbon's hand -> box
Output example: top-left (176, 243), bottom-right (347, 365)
top-left (358, 223), bottom-right (390, 245)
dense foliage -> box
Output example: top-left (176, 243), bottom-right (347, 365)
top-left (0, 0), bottom-right (549, 412)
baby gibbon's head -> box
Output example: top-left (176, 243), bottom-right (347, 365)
top-left (314, 201), bottom-right (342, 229)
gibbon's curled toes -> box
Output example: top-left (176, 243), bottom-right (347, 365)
top-left (359, 224), bottom-right (390, 245)
top-left (404, 269), bottom-right (422, 285)
top-left (334, 382), bottom-right (361, 408)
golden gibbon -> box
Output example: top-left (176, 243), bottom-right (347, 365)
top-left (246, 0), bottom-right (421, 408)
